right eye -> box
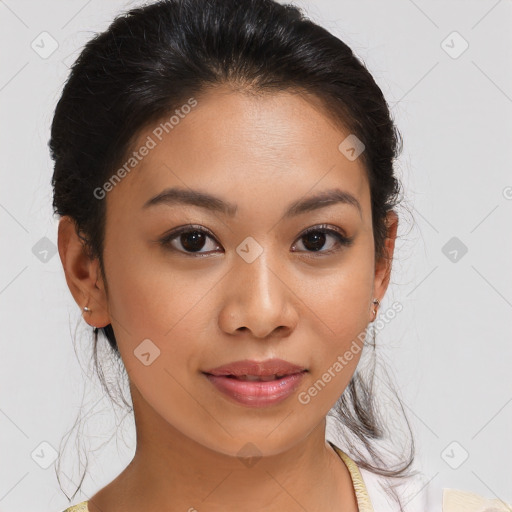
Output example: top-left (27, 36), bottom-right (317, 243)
top-left (159, 225), bottom-right (223, 257)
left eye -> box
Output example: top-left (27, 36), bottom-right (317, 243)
top-left (291, 226), bottom-right (353, 255)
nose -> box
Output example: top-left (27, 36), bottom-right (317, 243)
top-left (218, 247), bottom-right (299, 339)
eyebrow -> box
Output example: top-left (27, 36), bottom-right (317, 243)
top-left (142, 186), bottom-right (362, 219)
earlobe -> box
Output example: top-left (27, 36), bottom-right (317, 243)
top-left (370, 297), bottom-right (381, 322)
top-left (57, 216), bottom-right (111, 328)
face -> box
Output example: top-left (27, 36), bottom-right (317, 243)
top-left (60, 85), bottom-right (397, 458)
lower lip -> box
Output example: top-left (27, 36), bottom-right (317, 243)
top-left (204, 371), bottom-right (307, 407)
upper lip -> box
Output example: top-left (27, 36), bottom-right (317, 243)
top-left (203, 358), bottom-right (307, 377)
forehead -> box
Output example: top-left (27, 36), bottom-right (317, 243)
top-left (107, 86), bottom-right (370, 216)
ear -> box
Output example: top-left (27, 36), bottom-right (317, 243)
top-left (371, 210), bottom-right (399, 316)
top-left (57, 216), bottom-right (110, 328)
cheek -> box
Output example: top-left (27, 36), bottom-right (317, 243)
top-left (306, 247), bottom-right (374, 340)
top-left (301, 245), bottom-right (374, 390)
top-left (103, 236), bottom-right (197, 335)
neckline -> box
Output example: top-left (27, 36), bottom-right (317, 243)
top-left (328, 440), bottom-right (375, 512)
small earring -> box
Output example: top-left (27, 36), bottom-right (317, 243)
top-left (82, 305), bottom-right (96, 328)
top-left (372, 298), bottom-right (380, 317)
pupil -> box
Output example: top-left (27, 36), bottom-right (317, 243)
top-left (181, 231), bottom-right (206, 252)
top-left (303, 232), bottom-right (325, 252)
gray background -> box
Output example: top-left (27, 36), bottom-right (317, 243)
top-left (1, 0), bottom-right (511, 511)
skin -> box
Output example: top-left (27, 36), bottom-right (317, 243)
top-left (58, 84), bottom-right (398, 512)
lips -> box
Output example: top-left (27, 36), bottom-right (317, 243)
top-left (203, 360), bottom-right (308, 407)
top-left (203, 358), bottom-right (307, 380)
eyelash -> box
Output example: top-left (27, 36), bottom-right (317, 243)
top-left (158, 223), bottom-right (354, 258)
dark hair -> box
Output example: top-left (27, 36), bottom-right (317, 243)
top-left (50, 0), bottom-right (417, 508)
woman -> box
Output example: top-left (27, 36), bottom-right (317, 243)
top-left (50, 1), bottom-right (506, 511)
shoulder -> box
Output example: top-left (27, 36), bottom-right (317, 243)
top-left (358, 467), bottom-right (512, 512)
top-left (442, 488), bottom-right (512, 512)
top-left (357, 464), bottom-right (429, 511)
top-left (60, 501), bottom-right (89, 512)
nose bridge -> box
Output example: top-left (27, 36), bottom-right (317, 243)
top-left (236, 241), bottom-right (279, 308)
top-left (225, 237), bottom-right (296, 336)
